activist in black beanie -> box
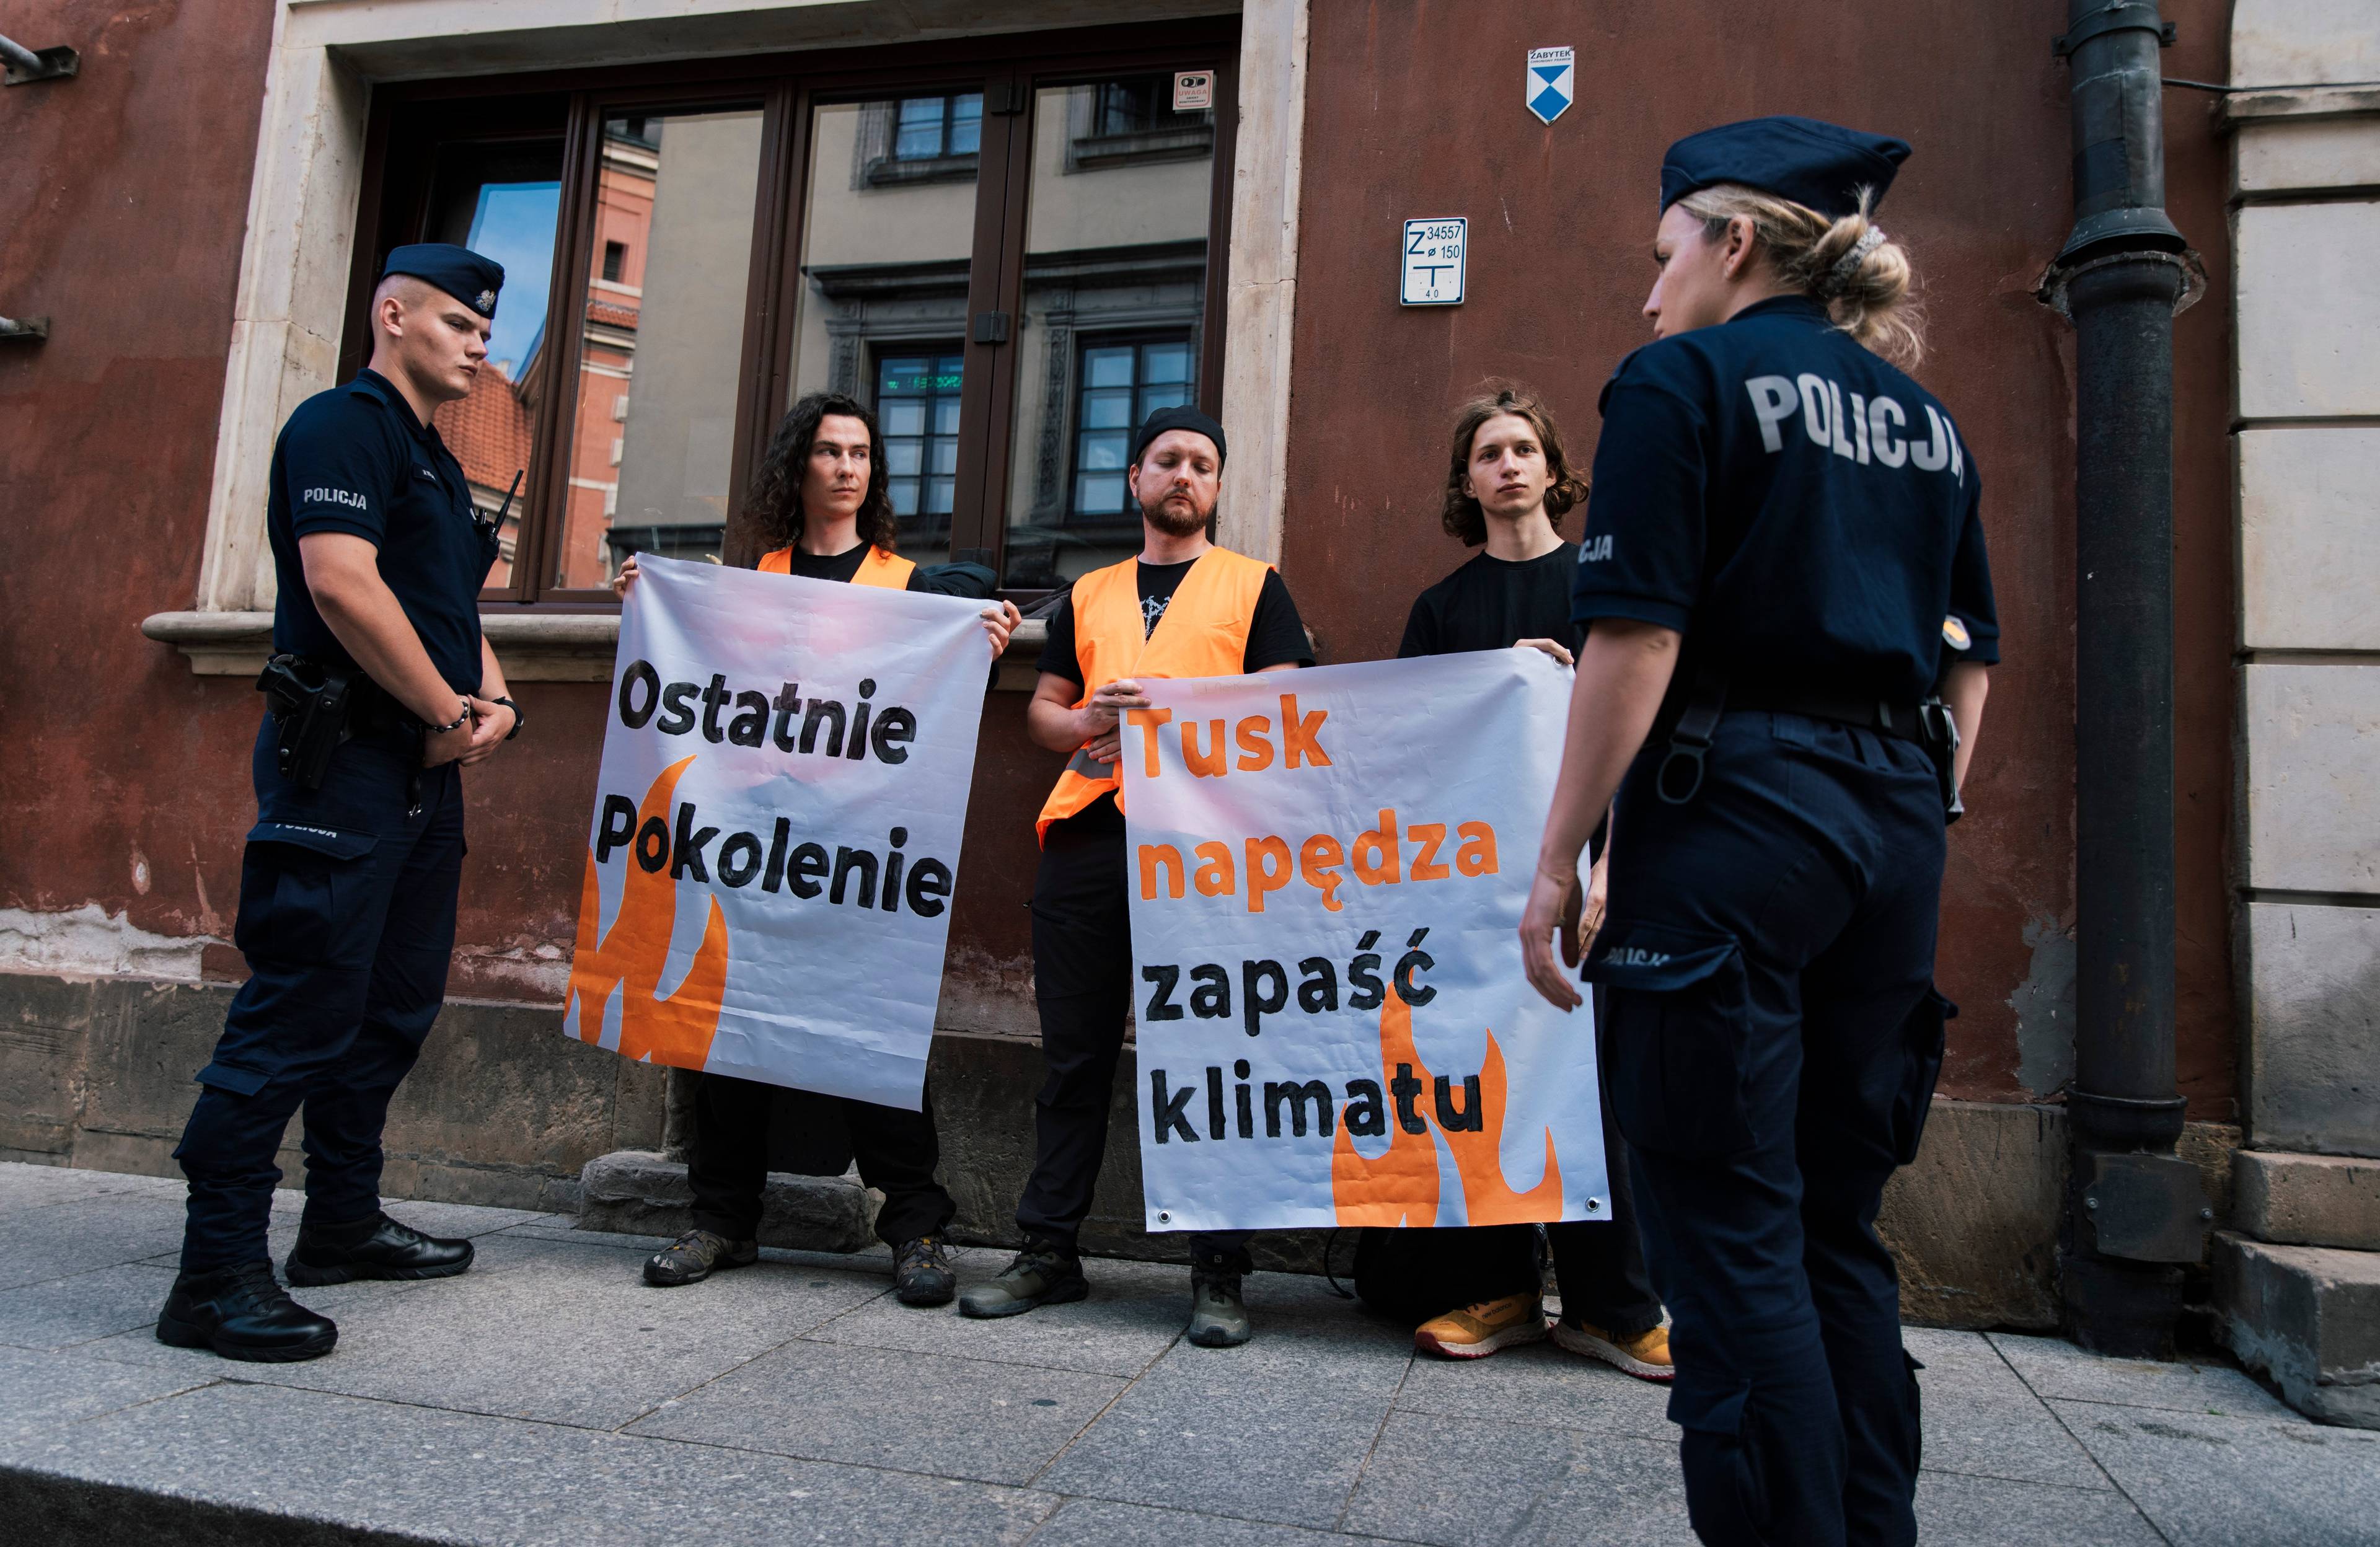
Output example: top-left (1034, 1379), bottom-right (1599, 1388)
top-left (1130, 405), bottom-right (1228, 469)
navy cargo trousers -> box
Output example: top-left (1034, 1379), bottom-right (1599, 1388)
top-left (174, 718), bottom-right (465, 1272)
top-left (1584, 711), bottom-right (1952, 1547)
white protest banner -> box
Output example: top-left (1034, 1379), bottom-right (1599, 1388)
top-left (562, 554), bottom-right (987, 1110)
top-left (1122, 650), bottom-right (1608, 1233)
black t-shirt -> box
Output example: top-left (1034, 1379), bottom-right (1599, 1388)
top-left (267, 369), bottom-right (498, 695)
top-left (1572, 294), bottom-right (1999, 705)
top-left (772, 544), bottom-right (995, 599)
top-left (1399, 540), bottom-right (1603, 860)
top-left (1038, 554), bottom-right (1315, 835)
top-left (1398, 544), bottom-right (1582, 659)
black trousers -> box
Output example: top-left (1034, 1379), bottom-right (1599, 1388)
top-left (1015, 821), bottom-right (1252, 1273)
top-left (686, 1070), bottom-right (955, 1249)
top-left (1588, 712), bottom-right (1951, 1547)
top-left (175, 721), bottom-right (464, 1273)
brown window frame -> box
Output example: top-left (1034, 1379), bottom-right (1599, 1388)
top-left (345, 19), bottom-right (1239, 614)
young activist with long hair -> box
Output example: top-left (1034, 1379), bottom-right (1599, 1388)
top-left (614, 390), bottom-right (1019, 1307)
top-left (1362, 386), bottom-right (1671, 1380)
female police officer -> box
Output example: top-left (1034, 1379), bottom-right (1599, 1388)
top-left (1518, 118), bottom-right (1995, 1546)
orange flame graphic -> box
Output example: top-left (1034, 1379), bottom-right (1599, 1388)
top-left (565, 756), bottom-right (730, 1069)
top-left (1330, 989), bottom-right (1564, 1228)
top-left (1331, 988), bottom-right (1440, 1227)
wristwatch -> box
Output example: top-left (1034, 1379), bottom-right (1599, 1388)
top-left (491, 695), bottom-right (525, 740)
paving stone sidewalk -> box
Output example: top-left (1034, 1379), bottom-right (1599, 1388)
top-left (0, 1161), bottom-right (2373, 1546)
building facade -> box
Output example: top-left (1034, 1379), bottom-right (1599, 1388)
top-left (4, 0), bottom-right (2358, 1412)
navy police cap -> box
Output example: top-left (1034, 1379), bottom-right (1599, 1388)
top-left (381, 243), bottom-right (505, 319)
top-left (1660, 116), bottom-right (1911, 221)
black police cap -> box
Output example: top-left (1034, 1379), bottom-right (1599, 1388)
top-left (1659, 116), bottom-right (1911, 221)
top-left (1131, 405), bottom-right (1228, 468)
top-left (381, 244), bottom-right (505, 319)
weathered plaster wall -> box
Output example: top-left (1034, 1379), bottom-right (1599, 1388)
top-left (0, 1), bottom-right (2235, 1124)
top-left (1277, 0), bottom-right (2238, 1116)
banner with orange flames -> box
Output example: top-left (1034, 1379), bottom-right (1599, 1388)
top-left (1122, 648), bottom-right (1609, 1231)
top-left (562, 555), bottom-right (990, 1110)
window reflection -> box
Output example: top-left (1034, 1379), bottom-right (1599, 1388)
top-left (877, 351), bottom-right (964, 534)
top-left (1071, 339), bottom-right (1192, 518)
top-left (1002, 77), bottom-right (1214, 589)
top-left (553, 108), bottom-right (764, 588)
top-left (788, 97), bottom-right (984, 566)
top-left (422, 138), bottom-right (563, 590)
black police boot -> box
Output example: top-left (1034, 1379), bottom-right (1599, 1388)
top-left (156, 1262), bottom-right (338, 1363)
top-left (892, 1235), bottom-right (957, 1308)
top-left (284, 1210), bottom-right (474, 1287)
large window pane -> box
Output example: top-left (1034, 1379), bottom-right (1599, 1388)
top-left (785, 95), bottom-right (983, 566)
top-left (1002, 77), bottom-right (1214, 589)
top-left (421, 138), bottom-right (563, 591)
top-left (552, 108), bottom-right (764, 589)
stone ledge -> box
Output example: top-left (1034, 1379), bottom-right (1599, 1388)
top-left (140, 609), bottom-right (1049, 684)
top-left (2225, 83), bottom-right (2380, 125)
top-left (574, 1148), bottom-right (879, 1253)
top-left (2236, 1151), bottom-right (2380, 1251)
top-left (2215, 1232), bottom-right (2380, 1427)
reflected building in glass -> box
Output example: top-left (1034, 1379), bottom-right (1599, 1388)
top-left (790, 76), bottom-right (1213, 585)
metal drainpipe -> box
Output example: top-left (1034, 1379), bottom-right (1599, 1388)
top-left (2042, 0), bottom-right (2210, 1358)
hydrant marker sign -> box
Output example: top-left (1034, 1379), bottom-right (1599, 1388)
top-left (1123, 649), bottom-right (1610, 1232)
top-left (562, 555), bottom-right (988, 1111)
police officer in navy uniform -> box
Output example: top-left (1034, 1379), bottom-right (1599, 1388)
top-left (1517, 120), bottom-right (1996, 1545)
top-left (159, 245), bottom-right (525, 1362)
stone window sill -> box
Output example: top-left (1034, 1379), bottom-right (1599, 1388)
top-left (141, 610), bottom-right (1051, 685)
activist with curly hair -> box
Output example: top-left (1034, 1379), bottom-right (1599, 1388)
top-left (611, 391), bottom-right (1018, 1310)
top-left (747, 390), bottom-right (902, 558)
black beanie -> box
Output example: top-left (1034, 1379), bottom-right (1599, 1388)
top-left (1130, 405), bottom-right (1228, 468)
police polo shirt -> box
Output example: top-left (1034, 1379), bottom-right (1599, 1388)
top-left (1572, 296), bottom-right (1999, 705)
top-left (266, 368), bottom-right (495, 695)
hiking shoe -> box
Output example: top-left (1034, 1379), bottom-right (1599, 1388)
top-left (156, 1263), bottom-right (337, 1363)
top-left (1414, 1294), bottom-right (1550, 1360)
top-left (957, 1240), bottom-right (1086, 1318)
top-left (642, 1228), bottom-right (759, 1287)
top-left (1185, 1266), bottom-right (1251, 1347)
top-left (1553, 1316), bottom-right (1675, 1381)
top-left (893, 1235), bottom-right (957, 1307)
top-left (285, 1211), bottom-right (473, 1287)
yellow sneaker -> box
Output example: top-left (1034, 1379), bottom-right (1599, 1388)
top-left (1414, 1294), bottom-right (1550, 1360)
top-left (1552, 1317), bottom-right (1675, 1382)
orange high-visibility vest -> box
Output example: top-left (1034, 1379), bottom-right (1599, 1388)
top-left (1035, 546), bottom-right (1272, 845)
top-left (757, 544), bottom-right (916, 589)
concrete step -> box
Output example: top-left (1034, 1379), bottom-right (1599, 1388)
top-left (2215, 1230), bottom-right (2380, 1426)
top-left (571, 1148), bottom-right (879, 1253)
top-left (2233, 1150), bottom-right (2380, 1251)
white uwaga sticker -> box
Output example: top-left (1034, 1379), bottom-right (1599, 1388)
top-left (1173, 70), bottom-right (1214, 113)
top-left (1400, 218), bottom-right (1466, 307)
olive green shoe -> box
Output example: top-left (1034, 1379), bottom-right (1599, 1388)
top-left (642, 1228), bottom-right (758, 1287)
top-left (957, 1240), bottom-right (1087, 1319)
top-left (1185, 1266), bottom-right (1251, 1348)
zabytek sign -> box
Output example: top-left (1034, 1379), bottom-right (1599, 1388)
top-left (562, 555), bottom-right (988, 1110)
top-left (1121, 650), bottom-right (1609, 1232)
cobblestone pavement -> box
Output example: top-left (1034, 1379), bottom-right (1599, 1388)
top-left (0, 1161), bottom-right (2373, 1545)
